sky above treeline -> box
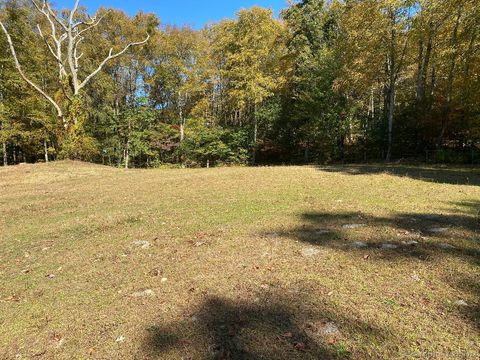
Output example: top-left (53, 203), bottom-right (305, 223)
top-left (54, 0), bottom-right (288, 29)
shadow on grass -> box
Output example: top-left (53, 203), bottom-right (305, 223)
top-left (271, 207), bottom-right (479, 263)
top-left (318, 164), bottom-right (480, 186)
top-left (445, 274), bottom-right (480, 330)
top-left (144, 290), bottom-right (387, 359)
top-left (266, 203), bottom-right (479, 332)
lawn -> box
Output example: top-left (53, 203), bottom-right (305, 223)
top-left (0, 161), bottom-right (479, 359)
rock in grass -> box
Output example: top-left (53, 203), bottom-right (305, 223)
top-left (454, 300), bottom-right (468, 307)
top-left (321, 322), bottom-right (341, 337)
top-left (342, 224), bottom-right (366, 230)
top-left (438, 243), bottom-right (455, 250)
top-left (302, 248), bottom-right (321, 257)
top-left (381, 243), bottom-right (399, 250)
top-left (132, 240), bottom-right (151, 249)
top-left (402, 240), bottom-right (419, 246)
top-left (352, 241), bottom-right (368, 249)
top-left (305, 321), bottom-right (342, 342)
top-left (115, 336), bottom-right (125, 343)
top-left (428, 227), bottom-right (449, 234)
top-left (132, 289), bottom-right (155, 298)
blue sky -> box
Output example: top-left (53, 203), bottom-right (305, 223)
top-left (54, 1), bottom-right (288, 28)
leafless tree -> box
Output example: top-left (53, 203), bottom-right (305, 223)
top-left (0, 0), bottom-right (149, 127)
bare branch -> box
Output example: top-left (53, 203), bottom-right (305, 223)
top-left (74, 11), bottom-right (109, 39)
top-left (46, 2), bottom-right (67, 30)
top-left (32, 1), bottom-right (68, 31)
top-left (0, 21), bottom-right (63, 119)
top-left (69, 0), bottom-right (81, 26)
top-left (78, 33), bottom-right (150, 91)
top-left (74, 36), bottom-right (84, 69)
top-left (37, 24), bottom-right (58, 60)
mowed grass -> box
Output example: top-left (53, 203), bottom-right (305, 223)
top-left (0, 161), bottom-right (479, 359)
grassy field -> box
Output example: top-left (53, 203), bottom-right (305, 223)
top-left (0, 161), bottom-right (479, 359)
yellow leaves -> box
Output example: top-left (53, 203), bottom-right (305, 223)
top-left (211, 7), bottom-right (287, 110)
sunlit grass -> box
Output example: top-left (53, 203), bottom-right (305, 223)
top-left (0, 161), bottom-right (479, 359)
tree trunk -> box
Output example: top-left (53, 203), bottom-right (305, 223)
top-left (44, 138), bottom-right (49, 163)
top-left (370, 87), bottom-right (375, 119)
top-left (2, 141), bottom-right (6, 166)
top-left (437, 12), bottom-right (461, 147)
top-left (124, 140), bottom-right (130, 169)
top-left (252, 103), bottom-right (258, 165)
top-left (179, 108), bottom-right (185, 142)
top-left (415, 38), bottom-right (424, 102)
top-left (416, 30), bottom-right (433, 106)
top-left (386, 82), bottom-right (395, 162)
top-left (385, 11), bottom-right (399, 163)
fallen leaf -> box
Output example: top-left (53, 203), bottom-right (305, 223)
top-left (294, 342), bottom-right (306, 351)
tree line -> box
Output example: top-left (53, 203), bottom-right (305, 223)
top-left (0, 0), bottom-right (479, 168)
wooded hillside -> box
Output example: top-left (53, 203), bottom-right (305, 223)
top-left (1, 0), bottom-right (479, 167)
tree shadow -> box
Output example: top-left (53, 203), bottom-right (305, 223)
top-left (260, 204), bottom-right (480, 335)
top-left (318, 164), bottom-right (480, 186)
top-left (268, 205), bottom-right (479, 264)
top-left (445, 273), bottom-right (480, 331)
top-left (143, 289), bottom-right (388, 359)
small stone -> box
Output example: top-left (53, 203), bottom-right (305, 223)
top-left (132, 240), bottom-right (151, 249)
top-left (438, 243), bottom-right (455, 250)
top-left (402, 240), bottom-right (419, 246)
top-left (46, 274), bottom-right (56, 279)
top-left (161, 277), bottom-right (168, 283)
top-left (352, 241), bottom-right (368, 248)
top-left (132, 289), bottom-right (155, 298)
top-left (428, 228), bottom-right (449, 234)
top-left (411, 273), bottom-right (420, 282)
top-left (265, 232), bottom-right (280, 239)
top-left (454, 300), bottom-right (468, 307)
top-left (54, 338), bottom-right (65, 349)
top-left (302, 248), bottom-right (321, 257)
top-left (115, 336), bottom-right (125, 343)
top-left (381, 243), bottom-right (399, 250)
top-left (342, 224), bottom-right (366, 229)
top-left (194, 241), bottom-right (206, 247)
top-left (320, 322), bottom-right (341, 337)
top-left (304, 321), bottom-right (342, 343)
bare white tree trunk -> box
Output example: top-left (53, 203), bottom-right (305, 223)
top-left (44, 138), bottom-right (49, 163)
top-left (179, 107), bottom-right (185, 142)
top-left (124, 140), bottom-right (130, 169)
top-left (0, 0), bottom-right (149, 129)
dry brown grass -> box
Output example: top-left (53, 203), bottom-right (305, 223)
top-left (0, 161), bottom-right (479, 359)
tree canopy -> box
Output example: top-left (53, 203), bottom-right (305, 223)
top-left (1, 0), bottom-right (479, 167)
